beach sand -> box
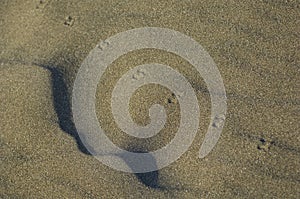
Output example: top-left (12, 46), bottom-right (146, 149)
top-left (1, 0), bottom-right (299, 198)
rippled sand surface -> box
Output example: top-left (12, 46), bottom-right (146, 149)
top-left (1, 0), bottom-right (299, 198)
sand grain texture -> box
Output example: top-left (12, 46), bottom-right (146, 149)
top-left (1, 0), bottom-right (299, 198)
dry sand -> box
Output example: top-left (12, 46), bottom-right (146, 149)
top-left (0, 0), bottom-right (299, 198)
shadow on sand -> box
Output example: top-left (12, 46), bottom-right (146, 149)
top-left (40, 63), bottom-right (162, 189)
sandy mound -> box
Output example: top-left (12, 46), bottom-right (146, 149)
top-left (1, 0), bottom-right (299, 198)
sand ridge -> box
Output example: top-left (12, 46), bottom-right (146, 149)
top-left (1, 0), bottom-right (299, 198)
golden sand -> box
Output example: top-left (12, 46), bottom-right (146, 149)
top-left (1, 0), bottom-right (299, 198)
